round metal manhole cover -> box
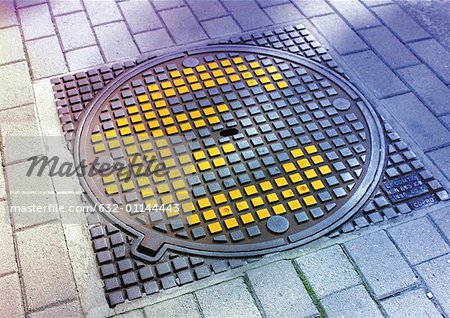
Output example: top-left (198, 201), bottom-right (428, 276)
top-left (74, 45), bottom-right (385, 260)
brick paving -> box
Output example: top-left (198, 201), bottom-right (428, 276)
top-left (0, 0), bottom-right (449, 317)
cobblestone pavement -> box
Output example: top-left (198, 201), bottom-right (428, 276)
top-left (0, 0), bottom-right (449, 317)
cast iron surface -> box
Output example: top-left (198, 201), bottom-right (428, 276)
top-left (51, 24), bottom-right (448, 307)
top-left (73, 45), bottom-right (385, 260)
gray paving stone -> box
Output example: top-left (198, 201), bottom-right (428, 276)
top-left (388, 218), bottom-right (450, 265)
top-left (292, 0), bottom-right (333, 18)
top-left (16, 0), bottom-right (46, 8)
top-left (408, 39), bottom-right (450, 85)
top-left (5, 161), bottom-right (57, 228)
top-left (0, 202), bottom-right (17, 276)
top-left (430, 208), bottom-right (450, 242)
top-left (0, 1), bottom-right (18, 28)
top-left (196, 278), bottom-right (262, 318)
top-left (358, 26), bottom-right (419, 69)
top-left (0, 105), bottom-right (43, 164)
top-left (247, 260), bottom-right (317, 318)
top-left (16, 223), bottom-right (78, 310)
top-left (119, 0), bottom-right (162, 34)
top-left (416, 255), bottom-right (450, 316)
top-left (144, 294), bottom-right (201, 318)
top-left (361, 0), bottom-right (392, 6)
top-left (343, 50), bottom-right (408, 98)
top-left (381, 93), bottom-right (450, 151)
top-left (55, 12), bottom-right (96, 51)
top-left (0, 62), bottom-right (33, 110)
top-left (160, 6), bottom-right (207, 44)
top-left (328, 0), bottom-right (381, 30)
top-left (0, 26), bottom-right (25, 65)
top-left (322, 285), bottom-right (383, 317)
top-left (95, 22), bottom-right (139, 62)
top-left (295, 245), bottom-right (361, 298)
top-left (186, 0), bottom-right (227, 21)
top-left (0, 274), bottom-right (25, 318)
top-left (264, 3), bottom-right (304, 24)
top-left (26, 36), bottom-right (67, 79)
top-left (428, 146), bottom-right (450, 182)
top-left (397, 64), bottom-right (450, 115)
top-left (151, 0), bottom-right (185, 11)
top-left (344, 230), bottom-right (418, 299)
top-left (222, 0), bottom-right (272, 31)
top-left (84, 0), bottom-right (122, 26)
top-left (311, 14), bottom-right (368, 55)
top-left (49, 0), bottom-right (83, 16)
top-left (19, 4), bottom-right (55, 40)
top-left (116, 309), bottom-right (144, 318)
top-left (202, 16), bottom-right (241, 38)
top-left (134, 28), bottom-right (173, 53)
top-left (66, 46), bottom-right (104, 71)
top-left (372, 4), bottom-right (430, 43)
top-left (381, 288), bottom-right (441, 318)
top-left (256, 0), bottom-right (289, 8)
top-left (29, 300), bottom-right (83, 318)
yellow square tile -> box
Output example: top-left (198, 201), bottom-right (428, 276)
top-left (102, 174), bottom-right (115, 184)
top-left (266, 193), bottom-right (279, 203)
top-left (272, 204), bottom-right (286, 215)
top-left (148, 84), bottom-right (159, 92)
top-left (177, 86), bottom-right (189, 94)
top-left (187, 75), bottom-right (198, 83)
top-left (166, 126), bottom-right (179, 135)
top-left (277, 81), bottom-right (288, 89)
top-left (229, 74), bottom-right (240, 82)
top-left (271, 73), bottom-right (283, 81)
top-left (208, 222), bottom-right (222, 234)
top-left (244, 185), bottom-right (258, 196)
top-left (246, 79), bottom-right (258, 86)
top-left (260, 181), bottom-right (273, 192)
top-left (200, 73), bottom-right (211, 80)
top-left (121, 180), bottom-right (134, 192)
top-left (151, 92), bottom-right (162, 100)
top-left (203, 107), bottom-right (215, 116)
top-left (116, 118), bottom-right (128, 127)
top-left (283, 162), bottom-right (296, 173)
top-left (219, 206), bottom-right (232, 217)
top-left (281, 189), bottom-right (294, 198)
top-left (311, 155), bottom-right (324, 164)
top-left (161, 81), bottom-right (172, 89)
top-left (158, 108), bottom-right (170, 117)
top-left (203, 209), bottom-right (216, 221)
top-left (305, 145), bottom-right (318, 154)
top-left (240, 213), bottom-right (254, 224)
top-left (264, 83), bottom-right (276, 92)
top-left (266, 66), bottom-right (277, 73)
top-left (242, 71), bottom-right (252, 79)
top-left (303, 195), bottom-right (317, 206)
top-left (198, 161), bottom-right (211, 171)
top-left (180, 123), bottom-right (192, 131)
top-left (208, 147), bottom-right (220, 157)
top-left (260, 76), bottom-right (270, 84)
top-left (256, 208), bottom-right (270, 220)
top-left (170, 70), bottom-right (181, 78)
top-left (93, 143), bottom-right (106, 153)
top-left (220, 59), bottom-right (231, 67)
top-left (229, 189), bottom-right (242, 200)
top-left (289, 173), bottom-right (303, 183)
top-left (105, 184), bottom-right (118, 195)
top-left (222, 143), bottom-right (235, 153)
top-left (274, 177), bottom-right (288, 187)
top-left (213, 157), bottom-right (226, 167)
top-left (173, 78), bottom-right (185, 86)
top-left (176, 113), bottom-right (188, 122)
top-left (212, 70), bottom-right (224, 77)
top-left (91, 134), bottom-right (102, 143)
top-left (217, 104), bottom-right (229, 112)
top-left (162, 117), bottom-right (174, 126)
top-left (127, 106), bottom-right (139, 114)
top-left (183, 68), bottom-right (194, 75)
top-left (204, 80), bottom-right (215, 88)
top-left (108, 140), bottom-right (120, 149)
top-left (319, 165), bottom-right (332, 175)
top-left (144, 111), bottom-right (156, 120)
top-left (251, 197), bottom-right (264, 207)
top-left (208, 62), bottom-right (219, 69)
top-left (225, 67), bottom-right (235, 74)
top-left (141, 188), bottom-right (154, 198)
top-left (161, 195), bottom-right (174, 205)
top-left (157, 184), bottom-right (169, 194)
top-left (224, 217), bottom-right (238, 229)
top-left (296, 184), bottom-right (310, 195)
top-left (140, 103), bottom-right (152, 112)
top-left (297, 158), bottom-right (311, 169)
top-left (193, 150), bottom-right (206, 161)
top-left (155, 100), bottom-right (166, 108)
top-left (311, 180), bottom-right (325, 190)
top-left (207, 116), bottom-right (219, 124)
top-left (194, 119), bottom-right (207, 128)
top-left (196, 65), bottom-right (206, 72)
top-left (182, 202), bottom-right (195, 213)
top-left (254, 69), bottom-right (265, 76)
top-left (237, 65), bottom-right (248, 72)
top-left (152, 129), bottom-right (163, 138)
top-left (213, 194), bottom-right (227, 205)
top-left (288, 199), bottom-right (302, 211)
top-left (304, 169), bottom-right (318, 179)
top-left (172, 179), bottom-right (185, 190)
top-left (176, 190), bottom-right (190, 201)
top-left (137, 177), bottom-right (150, 187)
top-left (191, 83), bottom-right (202, 91)
top-left (134, 124), bottom-right (145, 133)
top-left (198, 198), bottom-right (211, 209)
top-left (217, 77), bottom-right (228, 85)
top-left (148, 120), bottom-right (159, 129)
top-left (233, 57), bottom-right (243, 64)
top-left (236, 201), bottom-right (249, 211)
top-left (187, 214), bottom-right (200, 226)
top-left (189, 110), bottom-right (201, 119)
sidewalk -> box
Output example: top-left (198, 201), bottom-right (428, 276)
top-left (0, 0), bottom-right (449, 317)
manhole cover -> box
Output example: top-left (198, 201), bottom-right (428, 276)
top-left (74, 45), bottom-right (385, 260)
